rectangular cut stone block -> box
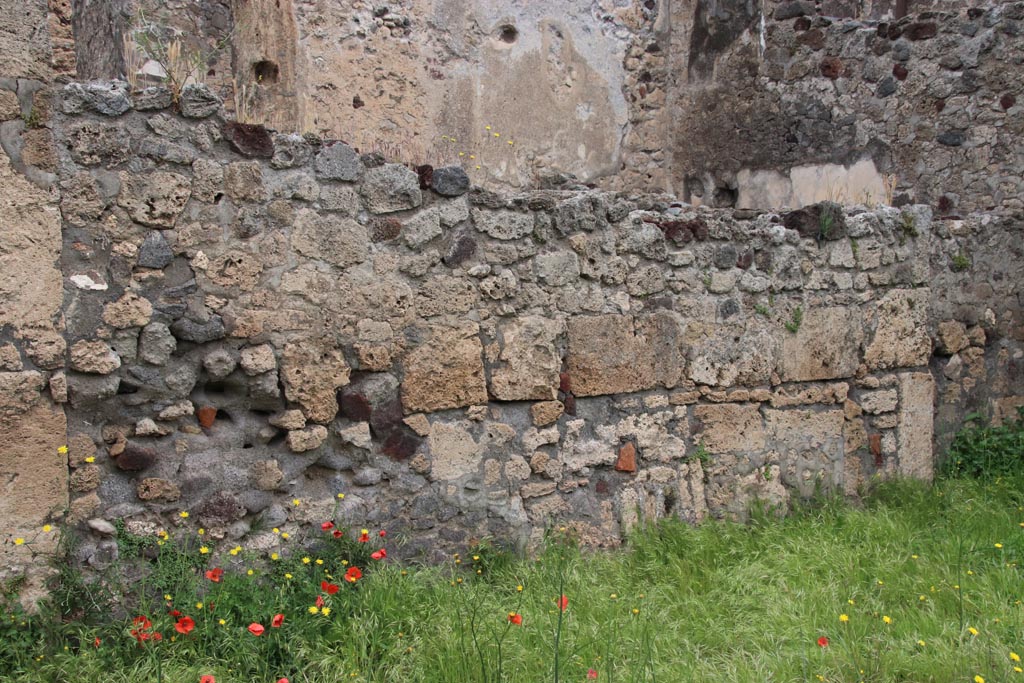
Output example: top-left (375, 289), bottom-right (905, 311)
top-left (780, 306), bottom-right (863, 382)
top-left (566, 312), bottom-right (684, 397)
top-left (864, 289), bottom-right (931, 370)
top-left (897, 372), bottom-right (934, 481)
top-left (765, 408), bottom-right (845, 496)
top-left (402, 322), bottom-right (487, 413)
top-left (489, 316), bottom-right (565, 401)
top-left (692, 403), bottom-right (765, 453)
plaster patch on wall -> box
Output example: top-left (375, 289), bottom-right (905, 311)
top-left (736, 159), bottom-right (887, 210)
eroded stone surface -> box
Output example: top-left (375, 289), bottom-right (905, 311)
top-left (402, 323), bottom-right (487, 413)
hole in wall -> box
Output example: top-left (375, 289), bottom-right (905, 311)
top-left (496, 24), bottom-right (518, 44)
top-left (252, 60), bottom-right (280, 83)
top-left (714, 185), bottom-right (738, 207)
top-left (215, 409), bottom-right (234, 422)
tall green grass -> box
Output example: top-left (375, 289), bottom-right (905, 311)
top-left (3, 476), bottom-right (1022, 683)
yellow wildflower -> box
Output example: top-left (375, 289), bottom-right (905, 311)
top-left (839, 614), bottom-right (849, 623)
top-left (271, 553), bottom-right (279, 561)
top-left (968, 627), bottom-right (979, 636)
top-left (285, 573), bottom-right (293, 580)
top-left (218, 619), bottom-right (226, 626)
top-left (292, 499), bottom-right (301, 506)
top-left (164, 594), bottom-right (172, 601)
top-left (199, 546), bottom-right (209, 554)
top-left (321, 607), bottom-right (331, 617)
top-left (273, 528), bottom-right (280, 535)
top-left (1012, 652), bottom-right (1021, 663)
top-left (316, 559), bottom-right (324, 565)
top-left (975, 676), bottom-right (985, 683)
top-left (57, 445), bottom-right (68, 455)
top-left (247, 569), bottom-right (254, 576)
top-left (882, 615), bottom-right (892, 625)
top-left (42, 525), bottom-right (52, 533)
top-left (281, 533), bottom-right (289, 540)
top-left (84, 456), bottom-right (95, 463)
top-left (195, 602), bottom-right (203, 610)
top-left (337, 493), bottom-right (345, 499)
top-left (308, 606), bottom-right (319, 615)
top-left (179, 511), bottom-right (189, 519)
top-left (995, 543), bottom-right (1003, 549)
top-left (302, 557), bottom-right (311, 564)
top-left (13, 538), bottom-right (24, 546)
top-left (918, 640), bottom-right (926, 647)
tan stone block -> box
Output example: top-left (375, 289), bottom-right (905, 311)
top-left (117, 171), bottom-right (192, 227)
top-left (136, 477), bottom-right (181, 502)
top-left (0, 91), bottom-right (19, 121)
top-left (239, 344), bottom-right (276, 376)
top-left (860, 389), bottom-right (898, 414)
top-left (893, 371), bottom-right (935, 481)
top-left (102, 292), bottom-right (153, 329)
top-left (936, 320), bottom-right (969, 355)
top-left (864, 289), bottom-right (930, 370)
top-left (69, 339), bottom-right (121, 374)
top-left (403, 413), bottom-right (431, 436)
top-left (355, 343), bottom-right (392, 371)
top-left (692, 403), bottom-right (765, 453)
top-left (489, 316), bottom-right (564, 401)
top-left (401, 323), bottom-right (487, 414)
top-left (68, 493), bottom-right (100, 523)
top-left (780, 306), bottom-right (864, 382)
top-left (530, 400), bottom-right (564, 427)
top-left (281, 343), bottom-right (350, 423)
top-left (0, 371), bottom-right (44, 417)
top-left (250, 460), bottom-right (283, 491)
top-left (0, 153), bottom-right (62, 335)
top-left (0, 404), bottom-right (67, 572)
top-left (286, 425), bottom-right (328, 452)
top-left (69, 464), bottom-right (100, 492)
top-left (566, 312), bottom-right (685, 397)
top-left (427, 421), bottom-right (481, 480)
top-left (0, 344), bottom-right (19, 371)
top-left (224, 161), bottom-right (264, 201)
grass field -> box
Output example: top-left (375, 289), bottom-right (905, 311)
top-left (3, 476), bottom-right (1022, 683)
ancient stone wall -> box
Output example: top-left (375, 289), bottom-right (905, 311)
top-left (48, 83), bottom-right (970, 564)
top-left (668, 0), bottom-right (1024, 213)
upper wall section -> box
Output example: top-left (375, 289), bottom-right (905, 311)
top-left (74, 0), bottom-right (657, 189)
top-left (667, 0), bottom-right (1024, 212)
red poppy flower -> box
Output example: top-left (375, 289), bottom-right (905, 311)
top-left (557, 595), bottom-right (568, 612)
top-left (371, 548), bottom-right (387, 560)
top-left (133, 615), bottom-right (152, 630)
top-left (169, 609), bottom-right (182, 618)
top-left (248, 623), bottom-right (265, 636)
top-left (587, 669), bottom-right (598, 679)
top-left (321, 580), bottom-right (339, 595)
top-left (344, 566), bottom-right (363, 582)
top-left (315, 595), bottom-right (325, 608)
top-left (817, 636), bottom-right (829, 648)
top-left (175, 616), bottom-right (195, 635)
top-left (200, 676), bottom-right (216, 683)
top-left (205, 567), bottom-right (224, 583)
top-left (151, 632), bottom-right (162, 642)
top-left (379, 530), bottom-right (386, 538)
top-left (507, 612), bottom-right (522, 625)
top-left (321, 521), bottom-right (334, 531)
top-left (332, 529), bottom-right (343, 539)
top-left (358, 531), bottom-right (370, 543)
top-left (272, 613), bottom-right (284, 628)
top-left (277, 679), bottom-right (289, 683)
top-left (93, 637), bottom-right (101, 648)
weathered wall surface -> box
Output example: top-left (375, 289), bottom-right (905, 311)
top-left (667, 0), bottom-right (1024, 213)
top-left (0, 0), bottom-right (69, 604)
top-left (51, 85), bottom-right (962, 564)
top-left (63, 1), bottom-right (1023, 213)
